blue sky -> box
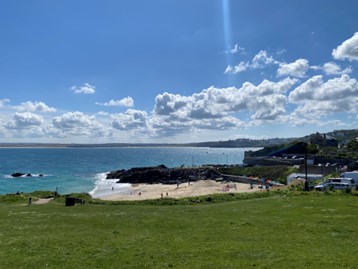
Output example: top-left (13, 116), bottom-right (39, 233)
top-left (1, 0), bottom-right (358, 143)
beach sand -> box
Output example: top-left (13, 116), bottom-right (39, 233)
top-left (99, 180), bottom-right (262, 201)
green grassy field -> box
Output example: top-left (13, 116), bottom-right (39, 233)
top-left (1, 191), bottom-right (358, 268)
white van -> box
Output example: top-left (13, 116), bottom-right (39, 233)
top-left (340, 172), bottom-right (358, 188)
top-left (314, 177), bottom-right (354, 191)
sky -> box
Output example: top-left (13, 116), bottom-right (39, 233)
top-left (1, 0), bottom-right (358, 143)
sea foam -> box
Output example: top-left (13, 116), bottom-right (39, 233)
top-left (89, 172), bottom-right (132, 198)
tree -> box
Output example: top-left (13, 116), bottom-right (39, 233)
top-left (347, 140), bottom-right (358, 151)
top-left (306, 143), bottom-right (319, 154)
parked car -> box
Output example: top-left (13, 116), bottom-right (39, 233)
top-left (314, 182), bottom-right (351, 191)
top-left (314, 182), bottom-right (328, 191)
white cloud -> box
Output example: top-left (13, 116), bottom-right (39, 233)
top-left (150, 114), bottom-right (245, 138)
top-left (288, 74), bottom-right (358, 124)
top-left (224, 62), bottom-right (248, 74)
top-left (96, 97), bottom-right (134, 107)
top-left (96, 111), bottom-right (110, 117)
top-left (289, 74), bottom-right (358, 103)
top-left (224, 44), bottom-right (245, 54)
top-left (322, 62), bottom-right (352, 75)
top-left (288, 75), bottom-right (322, 102)
top-left (111, 109), bottom-right (148, 130)
top-left (332, 32), bottom-right (358, 61)
top-left (154, 92), bottom-right (191, 116)
top-left (276, 49), bottom-right (286, 55)
top-left (52, 111), bottom-right (104, 137)
top-left (251, 50), bottom-right (278, 68)
top-left (5, 112), bottom-right (43, 129)
top-left (225, 50), bottom-right (280, 74)
top-left (0, 98), bottom-right (10, 108)
top-left (71, 83), bottom-right (96, 94)
top-left (53, 112), bottom-right (96, 129)
top-left (154, 77), bottom-right (297, 126)
top-left (311, 62), bottom-right (352, 76)
top-left (277, 59), bottom-right (309, 78)
top-left (14, 101), bottom-right (57, 113)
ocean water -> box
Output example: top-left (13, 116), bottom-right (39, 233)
top-left (0, 147), bottom-right (258, 197)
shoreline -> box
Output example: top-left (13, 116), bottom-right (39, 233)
top-left (98, 180), bottom-right (263, 201)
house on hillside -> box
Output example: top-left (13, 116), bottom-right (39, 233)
top-left (310, 133), bottom-right (338, 147)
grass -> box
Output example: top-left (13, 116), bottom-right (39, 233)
top-left (1, 191), bottom-right (358, 268)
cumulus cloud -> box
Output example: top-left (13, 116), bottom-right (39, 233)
top-left (53, 112), bottom-right (96, 129)
top-left (322, 62), bottom-right (352, 75)
top-left (71, 83), bottom-right (96, 94)
top-left (96, 97), bottom-right (134, 107)
top-left (289, 74), bottom-right (358, 103)
top-left (332, 32), bottom-right (358, 61)
top-left (111, 109), bottom-right (148, 130)
top-left (277, 59), bottom-right (309, 77)
top-left (150, 114), bottom-right (245, 138)
top-left (14, 101), bottom-right (57, 112)
top-left (52, 111), bottom-right (104, 137)
top-left (154, 92), bottom-right (191, 116)
top-left (288, 75), bottom-right (322, 102)
top-left (311, 62), bottom-right (352, 75)
top-left (5, 112), bottom-right (43, 129)
top-left (154, 77), bottom-right (297, 127)
top-left (225, 50), bottom-right (279, 74)
top-left (288, 74), bottom-right (358, 123)
top-left (251, 50), bottom-right (279, 68)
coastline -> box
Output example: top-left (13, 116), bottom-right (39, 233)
top-left (98, 180), bottom-right (262, 201)
top-left (0, 147), bottom-right (255, 195)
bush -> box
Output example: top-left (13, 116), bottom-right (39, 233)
top-left (345, 187), bottom-right (352, 194)
top-left (0, 194), bottom-right (27, 203)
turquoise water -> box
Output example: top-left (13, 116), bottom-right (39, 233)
top-left (0, 147), bottom-right (258, 196)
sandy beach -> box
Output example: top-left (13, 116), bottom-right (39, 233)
top-left (99, 180), bottom-right (262, 201)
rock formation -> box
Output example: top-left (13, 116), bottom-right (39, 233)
top-left (106, 165), bottom-right (222, 184)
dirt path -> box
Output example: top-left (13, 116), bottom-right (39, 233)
top-left (33, 198), bottom-right (54, 205)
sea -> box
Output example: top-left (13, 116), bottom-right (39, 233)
top-left (0, 147), bottom-right (259, 197)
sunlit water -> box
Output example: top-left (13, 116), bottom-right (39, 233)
top-left (0, 147), bottom-right (259, 197)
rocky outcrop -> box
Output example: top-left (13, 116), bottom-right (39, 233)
top-left (106, 165), bottom-right (223, 184)
top-left (11, 173), bottom-right (43, 178)
top-left (11, 173), bottom-right (33, 177)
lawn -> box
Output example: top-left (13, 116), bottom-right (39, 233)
top-left (1, 192), bottom-right (358, 268)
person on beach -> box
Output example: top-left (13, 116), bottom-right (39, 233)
top-left (28, 197), bottom-right (32, 205)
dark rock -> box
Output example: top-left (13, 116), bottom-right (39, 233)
top-left (11, 172), bottom-right (25, 178)
top-left (107, 165), bottom-right (222, 184)
top-left (11, 172), bottom-right (38, 178)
